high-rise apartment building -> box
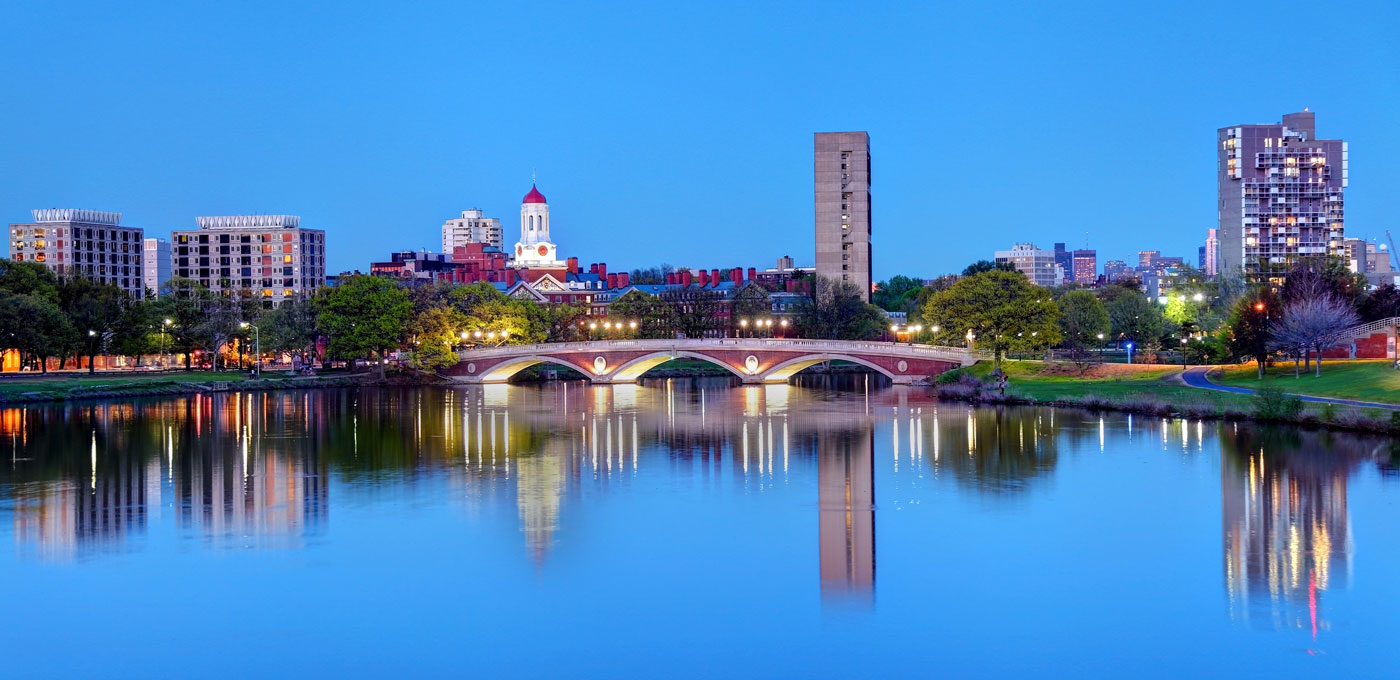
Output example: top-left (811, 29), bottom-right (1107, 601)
top-left (442, 209), bottom-right (503, 255)
top-left (994, 243), bottom-right (1064, 288)
top-left (142, 237), bottom-right (171, 296)
top-left (1072, 249), bottom-right (1097, 284)
top-left (171, 215), bottom-right (326, 306)
top-left (814, 132), bottom-right (872, 300)
top-left (1218, 110), bottom-right (1346, 280)
top-left (7, 209), bottom-right (144, 296)
top-left (1203, 228), bottom-right (1219, 276)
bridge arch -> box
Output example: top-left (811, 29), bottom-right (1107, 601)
top-left (474, 355), bottom-right (596, 383)
top-left (608, 351), bottom-right (749, 382)
top-left (758, 353), bottom-right (899, 383)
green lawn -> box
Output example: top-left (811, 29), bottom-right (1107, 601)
top-left (964, 361), bottom-right (1254, 408)
top-left (0, 371), bottom-right (252, 397)
top-left (1213, 359), bottom-right (1400, 405)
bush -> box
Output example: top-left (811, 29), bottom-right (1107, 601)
top-left (1392, 412), bottom-right (1400, 431)
top-left (934, 368), bottom-right (967, 385)
top-left (1319, 403), bottom-right (1337, 423)
top-left (1251, 385), bottom-right (1304, 421)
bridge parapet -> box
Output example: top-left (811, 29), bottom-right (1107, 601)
top-left (445, 338), bottom-right (982, 385)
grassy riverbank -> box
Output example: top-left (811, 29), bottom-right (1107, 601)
top-left (0, 370), bottom-right (375, 403)
top-left (1211, 359), bottom-right (1400, 405)
top-left (945, 360), bottom-right (1398, 433)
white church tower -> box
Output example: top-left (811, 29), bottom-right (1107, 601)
top-left (511, 182), bottom-right (564, 269)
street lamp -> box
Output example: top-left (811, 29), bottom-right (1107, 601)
top-left (162, 318), bottom-right (173, 369)
top-left (1180, 336), bottom-right (1188, 369)
top-left (1097, 332), bottom-right (1105, 361)
top-left (1125, 341), bottom-right (1135, 364)
top-left (239, 322), bottom-right (260, 377)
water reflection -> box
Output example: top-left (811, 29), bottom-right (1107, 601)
top-left (1219, 427), bottom-right (1371, 638)
top-left (1, 378), bottom-right (1394, 628)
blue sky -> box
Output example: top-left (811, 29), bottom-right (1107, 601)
top-left (3, 1), bottom-right (1397, 280)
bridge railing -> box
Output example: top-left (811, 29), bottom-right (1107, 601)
top-left (457, 337), bottom-right (987, 360)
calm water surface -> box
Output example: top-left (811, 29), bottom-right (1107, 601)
top-left (3, 377), bottom-right (1399, 677)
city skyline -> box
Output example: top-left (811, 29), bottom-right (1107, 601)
top-left (3, 2), bottom-right (1395, 280)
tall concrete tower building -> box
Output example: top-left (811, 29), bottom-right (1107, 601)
top-left (814, 132), bottom-right (871, 300)
top-left (1217, 110), bottom-right (1346, 281)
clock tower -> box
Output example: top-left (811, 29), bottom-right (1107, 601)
top-left (510, 182), bottom-right (564, 269)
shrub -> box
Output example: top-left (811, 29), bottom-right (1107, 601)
top-left (1252, 385), bottom-right (1304, 421)
top-left (934, 368), bottom-right (967, 385)
top-left (1181, 402), bottom-right (1219, 420)
top-left (1391, 412), bottom-right (1400, 431)
top-left (1319, 403), bottom-right (1337, 423)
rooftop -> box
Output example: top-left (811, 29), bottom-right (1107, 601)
top-left (31, 209), bottom-right (121, 225)
top-left (195, 215), bottom-right (301, 230)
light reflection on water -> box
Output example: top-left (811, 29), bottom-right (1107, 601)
top-left (1, 377), bottom-right (1398, 676)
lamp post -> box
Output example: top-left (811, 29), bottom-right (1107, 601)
top-left (1126, 341), bottom-right (1134, 364)
top-left (1180, 336), bottom-right (1188, 369)
top-left (1096, 332), bottom-right (1105, 362)
top-left (239, 322), bottom-right (260, 377)
top-left (162, 318), bottom-right (173, 369)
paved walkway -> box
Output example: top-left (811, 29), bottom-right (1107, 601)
top-left (1181, 366), bottom-right (1400, 412)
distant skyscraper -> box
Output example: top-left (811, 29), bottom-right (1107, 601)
top-left (814, 132), bottom-right (871, 300)
top-left (1103, 260), bottom-right (1132, 282)
top-left (1053, 243), bottom-right (1074, 282)
top-left (442, 209), bottom-right (503, 255)
top-left (1218, 110), bottom-right (1346, 280)
top-left (994, 243), bottom-right (1064, 288)
top-left (1137, 250), bottom-right (1160, 269)
top-left (171, 215), bottom-right (326, 306)
top-left (142, 237), bottom-right (171, 296)
top-left (1204, 228), bottom-right (1219, 276)
top-left (7, 209), bottom-right (144, 296)
top-left (1072, 249), bottom-right (1097, 284)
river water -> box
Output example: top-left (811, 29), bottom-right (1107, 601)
top-left (2, 378), bottom-right (1398, 677)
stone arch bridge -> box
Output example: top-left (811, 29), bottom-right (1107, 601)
top-left (442, 338), bottom-right (979, 385)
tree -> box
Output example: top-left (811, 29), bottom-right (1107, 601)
top-left (1225, 288), bottom-right (1281, 379)
top-left (1280, 258), bottom-right (1365, 307)
top-left (405, 304), bottom-right (464, 371)
top-left (110, 296), bottom-right (156, 366)
top-left (262, 294), bottom-right (321, 367)
top-left (961, 260), bottom-right (1017, 277)
top-left (794, 277), bottom-right (888, 341)
top-left (448, 282), bottom-right (545, 344)
top-left (0, 293), bottom-right (73, 373)
top-left (921, 270), bottom-right (1060, 369)
top-left (1105, 293), bottom-right (1164, 350)
top-left (1272, 295), bottom-right (1359, 377)
top-left (606, 290), bottom-right (677, 339)
top-left (1056, 290), bottom-right (1110, 368)
top-left (1359, 283), bottom-right (1400, 321)
top-left (872, 275), bottom-right (923, 312)
top-left (151, 278), bottom-right (213, 370)
top-left (628, 264), bottom-right (674, 285)
top-left (541, 303), bottom-right (590, 342)
top-left (58, 277), bottom-right (127, 373)
top-left (729, 283), bottom-right (772, 335)
top-left (315, 275), bottom-right (412, 380)
top-left (0, 260), bottom-right (60, 302)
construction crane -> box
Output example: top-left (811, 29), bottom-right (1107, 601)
top-left (1388, 231), bottom-right (1400, 272)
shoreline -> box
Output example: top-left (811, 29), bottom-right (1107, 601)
top-left (931, 383), bottom-right (1400, 436)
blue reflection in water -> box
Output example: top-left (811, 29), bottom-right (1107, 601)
top-left (1, 379), bottom-right (1398, 677)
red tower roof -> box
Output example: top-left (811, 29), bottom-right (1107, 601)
top-left (523, 185), bottom-right (547, 204)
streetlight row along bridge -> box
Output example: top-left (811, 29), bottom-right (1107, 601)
top-left (443, 338), bottom-right (980, 385)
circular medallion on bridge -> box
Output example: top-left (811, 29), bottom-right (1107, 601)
top-left (745, 355), bottom-right (759, 373)
top-left (467, 362), bottom-right (476, 374)
top-left (897, 360), bottom-right (908, 373)
top-left (594, 356), bottom-right (607, 374)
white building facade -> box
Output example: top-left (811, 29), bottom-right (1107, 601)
top-left (442, 209), bottom-right (503, 254)
top-left (994, 243), bottom-right (1064, 288)
top-left (142, 237), bottom-right (172, 296)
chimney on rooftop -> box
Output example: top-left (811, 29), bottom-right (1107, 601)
top-left (711, 269), bottom-right (721, 287)
top-left (698, 270), bottom-right (709, 287)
